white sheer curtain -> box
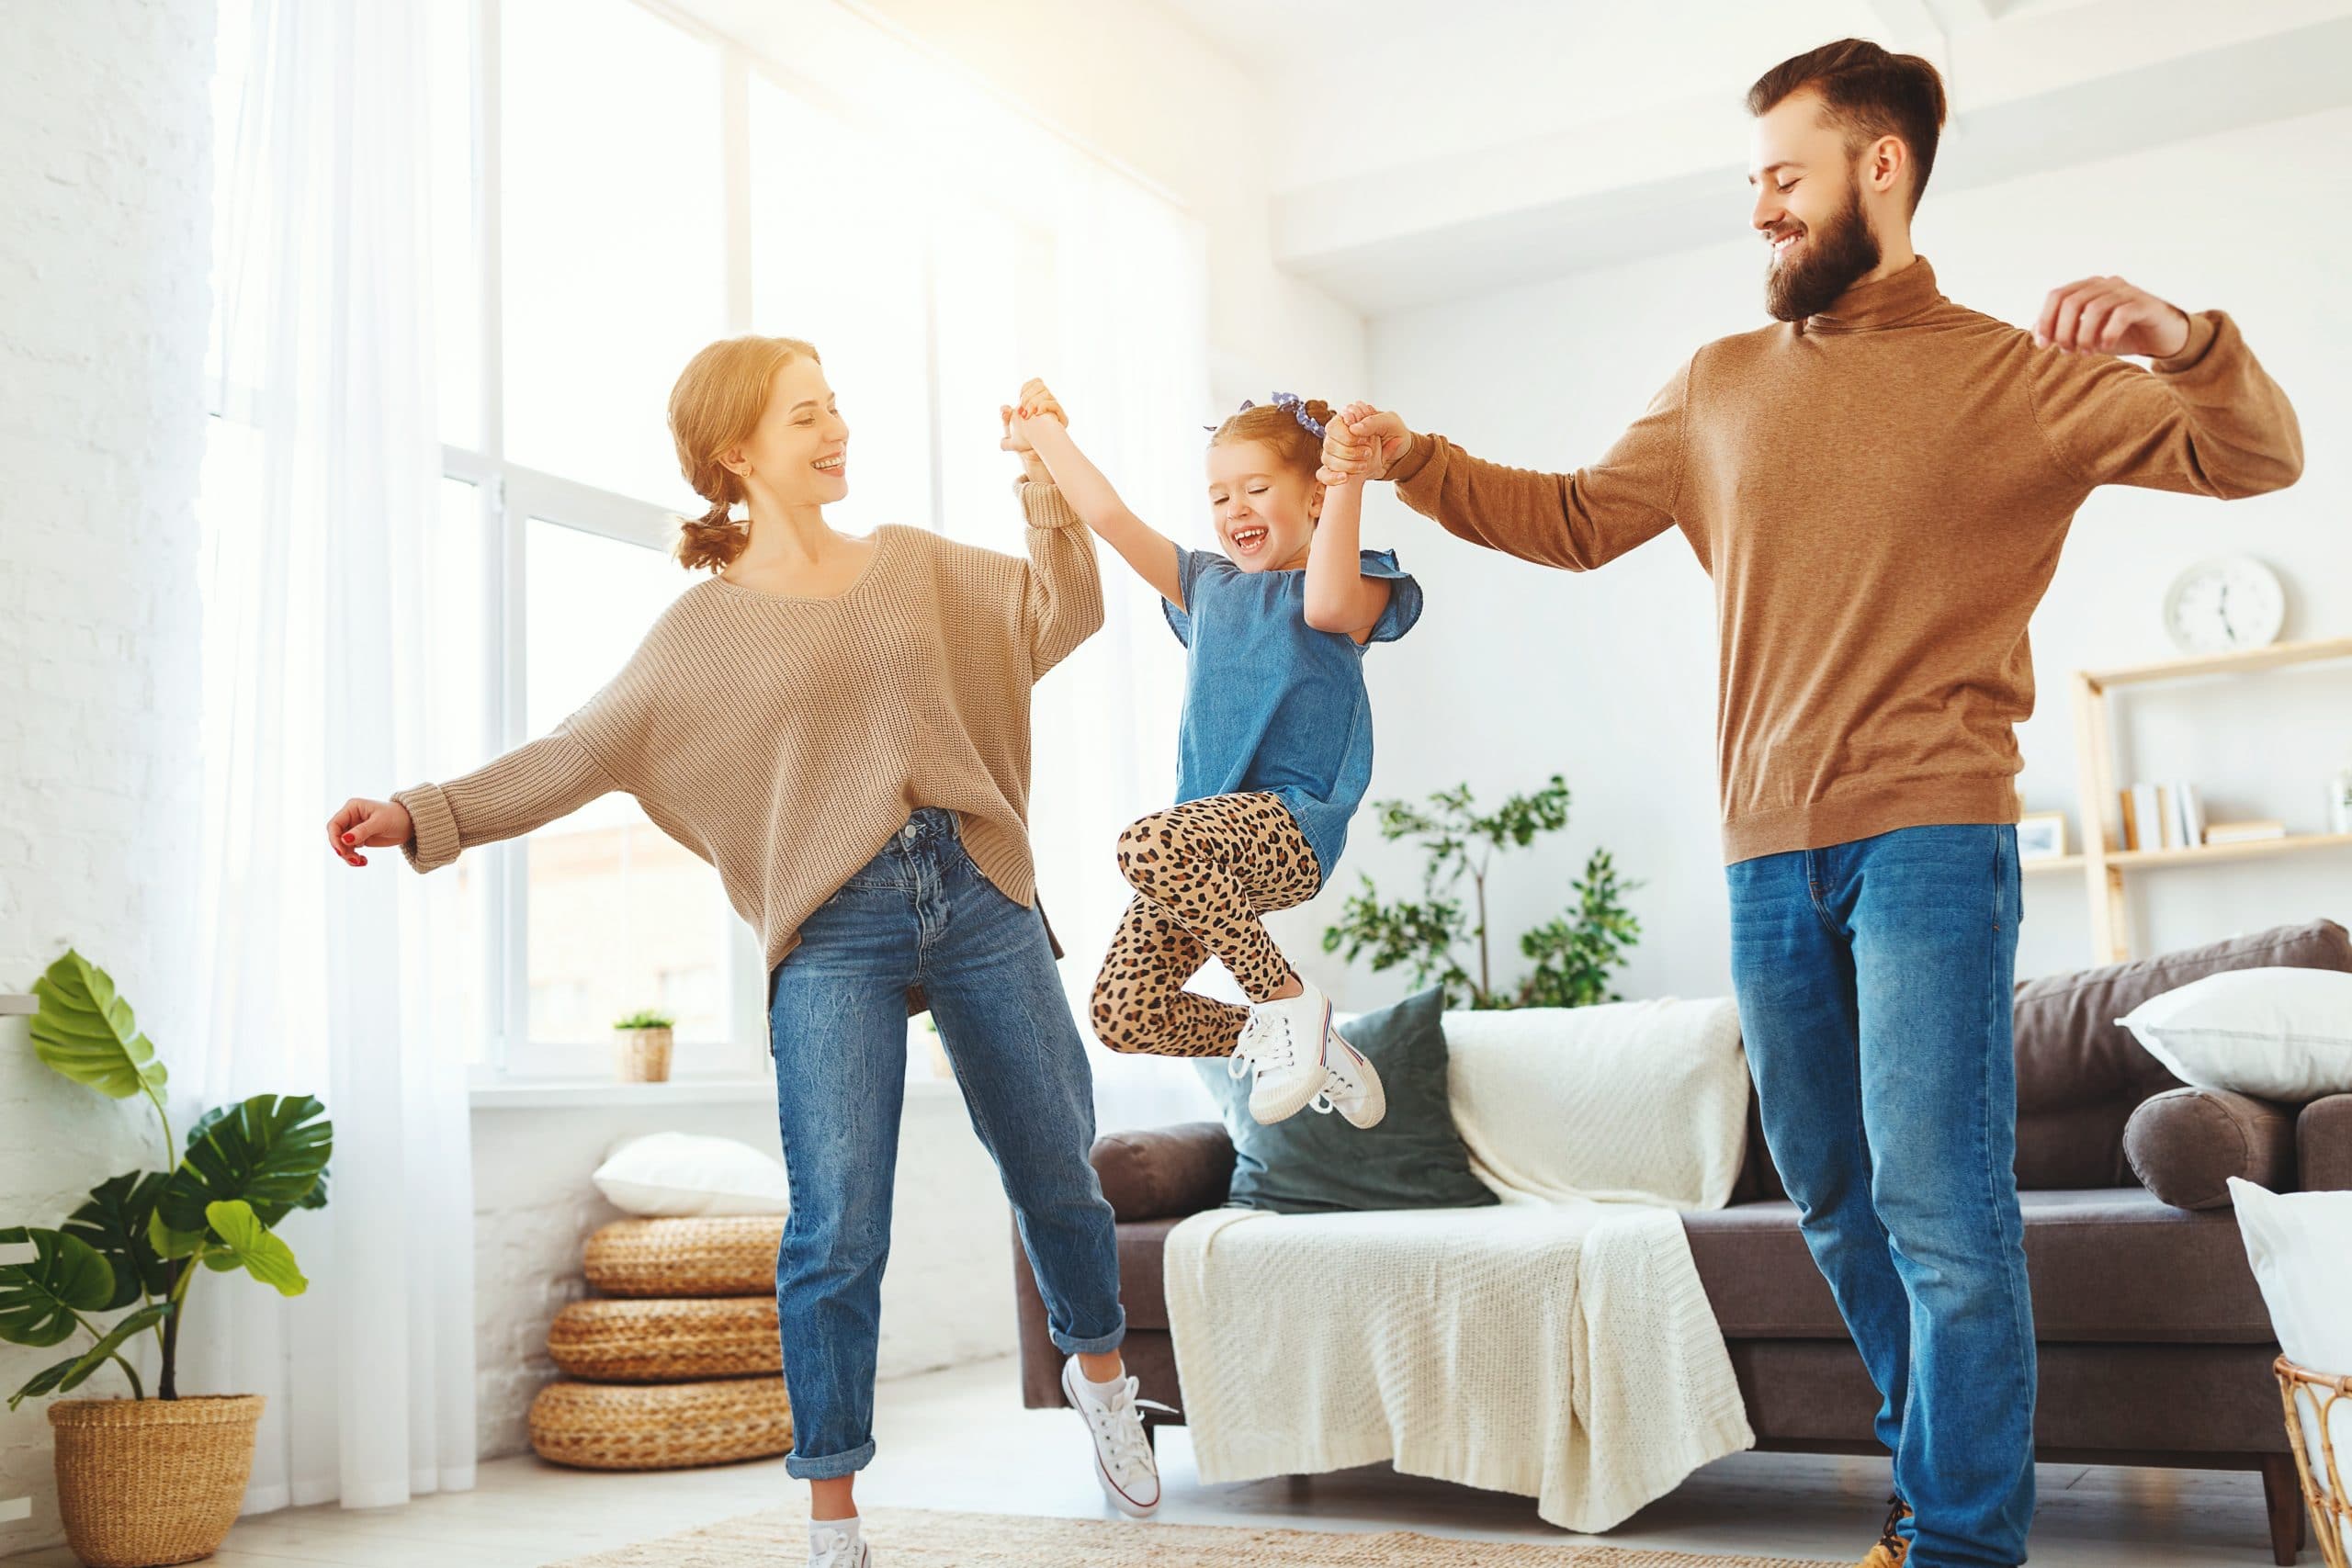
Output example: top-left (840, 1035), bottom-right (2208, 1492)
top-left (1024, 164), bottom-right (1224, 1134)
top-left (192, 0), bottom-right (475, 1512)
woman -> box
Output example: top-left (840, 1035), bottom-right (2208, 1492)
top-left (328, 336), bottom-right (1161, 1568)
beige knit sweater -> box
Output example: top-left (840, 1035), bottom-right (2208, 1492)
top-left (1387, 258), bottom-right (2302, 863)
top-left (393, 481), bottom-right (1102, 971)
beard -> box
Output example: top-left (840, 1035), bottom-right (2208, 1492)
top-left (1763, 177), bottom-right (1883, 322)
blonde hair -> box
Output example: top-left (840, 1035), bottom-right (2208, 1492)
top-left (1208, 397), bottom-right (1334, 483)
top-left (667, 334), bottom-right (822, 573)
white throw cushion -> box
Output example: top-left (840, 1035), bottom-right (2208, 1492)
top-left (2230, 1177), bottom-right (2352, 1557)
top-left (1442, 998), bottom-right (1748, 1211)
top-left (2116, 967), bottom-right (2352, 1100)
top-left (592, 1132), bottom-right (791, 1217)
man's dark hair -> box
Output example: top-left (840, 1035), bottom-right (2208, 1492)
top-left (1747, 39), bottom-right (1948, 213)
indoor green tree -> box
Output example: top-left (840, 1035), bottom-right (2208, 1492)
top-left (1321, 775), bottom-right (1642, 1010)
top-left (1, 950), bottom-right (331, 1407)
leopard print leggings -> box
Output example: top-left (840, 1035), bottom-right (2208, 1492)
top-left (1089, 792), bottom-right (1324, 1058)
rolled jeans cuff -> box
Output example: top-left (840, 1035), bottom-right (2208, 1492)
top-left (1052, 1307), bottom-right (1127, 1358)
top-left (785, 1438), bottom-right (876, 1481)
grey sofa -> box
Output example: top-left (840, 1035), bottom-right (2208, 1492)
top-left (1012, 919), bottom-right (2352, 1564)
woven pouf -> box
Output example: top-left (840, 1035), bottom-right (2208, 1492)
top-left (549, 1296), bottom-right (781, 1382)
top-left (582, 1215), bottom-right (785, 1299)
top-left (529, 1377), bottom-right (792, 1471)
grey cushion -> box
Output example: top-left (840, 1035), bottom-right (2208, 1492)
top-left (2123, 1087), bottom-right (2296, 1210)
top-left (1197, 987), bottom-right (1498, 1215)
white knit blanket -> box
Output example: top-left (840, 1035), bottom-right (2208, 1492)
top-left (1162, 998), bottom-right (1756, 1531)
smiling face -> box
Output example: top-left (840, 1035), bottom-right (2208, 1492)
top-left (1206, 439), bottom-right (1321, 571)
top-left (729, 354), bottom-right (850, 509)
top-left (1748, 88), bottom-right (1890, 321)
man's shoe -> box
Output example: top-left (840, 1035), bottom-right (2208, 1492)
top-left (1857, 1495), bottom-right (1911, 1568)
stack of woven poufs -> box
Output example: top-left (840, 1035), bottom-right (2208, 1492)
top-left (527, 1214), bottom-right (795, 1471)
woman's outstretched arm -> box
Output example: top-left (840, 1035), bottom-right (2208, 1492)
top-left (1015, 479), bottom-right (1105, 678)
top-left (1002, 378), bottom-right (1186, 606)
top-left (327, 728), bottom-right (616, 873)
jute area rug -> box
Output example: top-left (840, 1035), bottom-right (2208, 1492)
top-left (553, 1504), bottom-right (1846, 1567)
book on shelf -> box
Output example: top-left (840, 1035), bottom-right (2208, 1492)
top-left (2126, 783), bottom-right (2164, 850)
top-left (2118, 781), bottom-right (2207, 850)
top-left (2174, 782), bottom-right (2205, 850)
top-left (2204, 819), bottom-right (2288, 845)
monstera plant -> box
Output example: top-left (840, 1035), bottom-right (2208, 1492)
top-left (1, 949), bottom-right (331, 1566)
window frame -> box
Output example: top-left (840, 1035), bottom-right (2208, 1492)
top-left (453, 0), bottom-right (1030, 1082)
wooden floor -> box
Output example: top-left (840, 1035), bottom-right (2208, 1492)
top-left (6, 1357), bottom-right (2287, 1566)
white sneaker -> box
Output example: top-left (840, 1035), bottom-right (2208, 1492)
top-left (1310, 1024), bottom-right (1386, 1129)
top-left (1061, 1355), bottom-right (1173, 1518)
top-left (809, 1527), bottom-right (870, 1568)
top-left (1227, 983), bottom-right (1335, 1124)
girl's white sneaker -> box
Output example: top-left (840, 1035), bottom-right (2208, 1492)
top-left (1311, 1026), bottom-right (1386, 1128)
top-left (1227, 982), bottom-right (1335, 1123)
top-left (1061, 1355), bottom-right (1173, 1518)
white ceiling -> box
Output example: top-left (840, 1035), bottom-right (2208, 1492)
top-left (1151, 0), bottom-right (2352, 311)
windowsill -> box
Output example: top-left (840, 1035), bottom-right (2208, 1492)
top-left (467, 1075), bottom-right (964, 1110)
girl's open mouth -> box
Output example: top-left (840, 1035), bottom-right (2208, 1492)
top-left (1229, 525), bottom-right (1268, 555)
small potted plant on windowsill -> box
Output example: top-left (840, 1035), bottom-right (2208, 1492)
top-left (612, 1010), bottom-right (675, 1084)
top-left (3, 950), bottom-right (331, 1568)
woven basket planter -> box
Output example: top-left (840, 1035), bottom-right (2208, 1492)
top-left (583, 1215), bottom-right (785, 1298)
top-left (615, 1025), bottom-right (673, 1083)
top-left (529, 1377), bottom-right (791, 1471)
top-left (548, 1296), bottom-right (780, 1382)
top-left (48, 1394), bottom-right (265, 1568)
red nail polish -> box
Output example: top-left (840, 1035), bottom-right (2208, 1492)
top-left (343, 833), bottom-right (356, 844)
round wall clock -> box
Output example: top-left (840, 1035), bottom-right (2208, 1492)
top-left (2162, 555), bottom-right (2285, 655)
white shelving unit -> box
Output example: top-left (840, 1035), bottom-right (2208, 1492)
top-left (2048, 636), bottom-right (2352, 962)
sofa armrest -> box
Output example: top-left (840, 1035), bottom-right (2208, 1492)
top-left (2299, 1093), bottom-right (2352, 1191)
top-left (1091, 1122), bottom-right (1235, 1222)
top-left (2123, 1087), bottom-right (2296, 1210)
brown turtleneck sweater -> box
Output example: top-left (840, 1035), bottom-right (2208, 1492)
top-left (1386, 258), bottom-right (2302, 863)
top-left (392, 481), bottom-right (1101, 970)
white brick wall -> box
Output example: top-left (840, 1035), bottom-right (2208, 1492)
top-left (469, 1084), bottom-right (1020, 1461)
top-left (0, 0), bottom-right (216, 1551)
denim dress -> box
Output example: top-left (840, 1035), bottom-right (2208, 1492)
top-left (1162, 540), bottom-right (1423, 882)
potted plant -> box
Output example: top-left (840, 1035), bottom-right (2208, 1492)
top-left (2, 950), bottom-right (330, 1568)
top-left (612, 1010), bottom-right (675, 1083)
top-left (1322, 774), bottom-right (1644, 1010)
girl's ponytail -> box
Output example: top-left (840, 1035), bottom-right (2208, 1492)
top-left (1208, 391), bottom-right (1336, 484)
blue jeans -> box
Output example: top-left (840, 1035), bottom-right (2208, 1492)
top-left (1725, 825), bottom-right (2035, 1568)
top-left (766, 807), bottom-right (1125, 1480)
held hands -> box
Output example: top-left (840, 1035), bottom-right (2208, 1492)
top-left (1317, 403), bottom-right (1413, 487)
top-left (326, 796), bottom-right (412, 867)
top-left (2034, 276), bottom-right (2191, 359)
top-left (1000, 377), bottom-right (1069, 484)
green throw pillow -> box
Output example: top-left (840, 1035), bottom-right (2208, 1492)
top-left (1196, 986), bottom-right (1498, 1214)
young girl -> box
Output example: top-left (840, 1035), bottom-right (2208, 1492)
top-left (329, 338), bottom-right (1164, 1568)
top-left (1006, 384), bottom-right (1422, 1128)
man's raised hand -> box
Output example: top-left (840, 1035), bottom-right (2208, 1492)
top-left (2034, 276), bottom-right (2191, 359)
top-left (1319, 405), bottom-right (1413, 487)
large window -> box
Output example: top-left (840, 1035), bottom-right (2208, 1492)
top-left (204, 0), bottom-right (1199, 1081)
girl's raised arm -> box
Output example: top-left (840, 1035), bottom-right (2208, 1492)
top-left (1002, 379), bottom-right (1186, 606)
top-left (1301, 401), bottom-right (1395, 642)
